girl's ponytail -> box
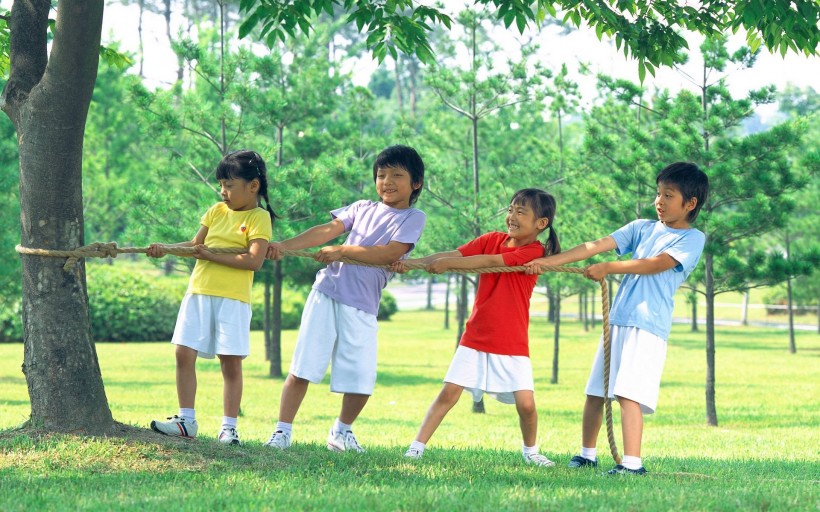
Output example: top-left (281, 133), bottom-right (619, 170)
top-left (544, 224), bottom-right (561, 256)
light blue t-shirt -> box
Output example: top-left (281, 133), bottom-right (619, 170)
top-left (608, 219), bottom-right (705, 340)
top-left (313, 200), bottom-right (426, 316)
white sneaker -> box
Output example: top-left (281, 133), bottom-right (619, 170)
top-left (404, 447), bottom-right (423, 459)
top-left (218, 427), bottom-right (241, 445)
top-left (151, 415), bottom-right (197, 438)
top-left (264, 430), bottom-right (291, 450)
top-left (524, 452), bottom-right (556, 467)
top-left (326, 428), bottom-right (365, 453)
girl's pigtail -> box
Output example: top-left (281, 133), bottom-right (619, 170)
top-left (259, 186), bottom-right (278, 224)
top-left (545, 225), bottom-right (561, 256)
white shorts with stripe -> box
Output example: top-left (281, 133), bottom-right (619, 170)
top-left (171, 293), bottom-right (251, 359)
top-left (444, 345), bottom-right (534, 405)
top-left (289, 289), bottom-right (378, 395)
top-left (585, 325), bottom-right (667, 414)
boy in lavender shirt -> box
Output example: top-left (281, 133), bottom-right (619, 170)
top-left (264, 145), bottom-right (426, 452)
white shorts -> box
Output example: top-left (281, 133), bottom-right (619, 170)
top-left (290, 290), bottom-right (378, 395)
top-left (171, 294), bottom-right (251, 359)
top-left (585, 325), bottom-right (667, 414)
top-left (444, 346), bottom-right (534, 405)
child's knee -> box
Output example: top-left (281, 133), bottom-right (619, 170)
top-left (175, 345), bottom-right (197, 367)
top-left (514, 391), bottom-right (536, 416)
top-left (438, 384), bottom-right (462, 404)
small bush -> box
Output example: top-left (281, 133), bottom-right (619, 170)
top-left (88, 265), bottom-right (186, 342)
top-left (378, 291), bottom-right (398, 320)
top-left (0, 300), bottom-right (22, 342)
top-left (250, 286), bottom-right (307, 330)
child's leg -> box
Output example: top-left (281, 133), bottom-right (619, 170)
top-left (278, 374), bottom-right (310, 423)
top-left (339, 393), bottom-right (370, 425)
top-left (175, 345), bottom-right (198, 409)
top-left (513, 390), bottom-right (538, 447)
top-left (617, 396), bottom-right (643, 457)
top-left (218, 355), bottom-right (243, 418)
top-left (582, 394), bottom-right (605, 448)
top-left (414, 383), bottom-right (463, 444)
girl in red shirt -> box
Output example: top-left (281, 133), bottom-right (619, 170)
top-left (393, 188), bottom-right (560, 466)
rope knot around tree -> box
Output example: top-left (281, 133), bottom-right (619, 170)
top-left (15, 242), bottom-right (621, 464)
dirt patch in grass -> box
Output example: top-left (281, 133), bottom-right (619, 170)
top-left (0, 420), bottom-right (196, 447)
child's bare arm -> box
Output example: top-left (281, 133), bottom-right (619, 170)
top-left (316, 240), bottom-right (415, 265)
top-left (194, 238), bottom-right (268, 271)
top-left (426, 254), bottom-right (505, 274)
top-left (524, 236), bottom-right (617, 274)
top-left (267, 220), bottom-right (346, 260)
top-left (147, 226), bottom-right (206, 258)
top-left (391, 250), bottom-right (462, 273)
top-left (584, 253), bottom-right (679, 281)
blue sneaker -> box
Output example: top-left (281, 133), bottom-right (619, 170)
top-left (606, 464), bottom-right (647, 475)
top-left (568, 455), bottom-right (598, 468)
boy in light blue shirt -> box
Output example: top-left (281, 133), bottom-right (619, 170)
top-left (526, 162), bottom-right (709, 475)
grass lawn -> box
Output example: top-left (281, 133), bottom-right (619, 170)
top-left (1, 310), bottom-right (818, 511)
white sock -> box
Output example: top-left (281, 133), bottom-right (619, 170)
top-left (179, 408), bottom-right (196, 421)
top-left (333, 418), bottom-right (352, 434)
top-left (409, 440), bottom-right (426, 453)
top-left (621, 455), bottom-right (642, 470)
top-left (581, 446), bottom-right (597, 461)
top-left (222, 416), bottom-right (238, 430)
top-left (275, 421), bottom-right (292, 435)
top-left (522, 444), bottom-right (539, 456)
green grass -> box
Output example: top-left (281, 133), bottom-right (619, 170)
top-left (1, 311), bottom-right (819, 511)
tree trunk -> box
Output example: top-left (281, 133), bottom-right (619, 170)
top-left (550, 291), bottom-right (560, 384)
top-left (787, 277), bottom-right (796, 354)
top-left (456, 275), bottom-right (467, 349)
top-left (590, 286), bottom-right (595, 329)
top-left (426, 276), bottom-right (433, 310)
top-left (690, 290), bottom-right (699, 332)
top-left (4, 0), bottom-right (113, 434)
top-left (269, 260), bottom-right (283, 378)
top-left (444, 274), bottom-right (450, 329)
top-left (264, 268), bottom-right (271, 360)
top-left (704, 252), bottom-right (718, 426)
top-left (137, 0), bottom-right (145, 77)
top-left (740, 289), bottom-right (749, 326)
top-left (546, 283), bottom-right (555, 323)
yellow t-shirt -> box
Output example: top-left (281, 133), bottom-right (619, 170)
top-left (187, 202), bottom-right (272, 303)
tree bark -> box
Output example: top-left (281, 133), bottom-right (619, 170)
top-left (270, 260), bottom-right (283, 377)
top-left (550, 291), bottom-right (560, 384)
top-left (787, 277), bottom-right (796, 354)
top-left (443, 274), bottom-right (450, 330)
top-left (705, 252), bottom-right (718, 426)
top-left (264, 268), bottom-right (271, 361)
top-left (3, 0), bottom-right (113, 434)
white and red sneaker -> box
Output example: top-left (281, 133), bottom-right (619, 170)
top-left (150, 415), bottom-right (198, 438)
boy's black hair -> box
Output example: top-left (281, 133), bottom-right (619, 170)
top-left (510, 188), bottom-right (561, 256)
top-left (372, 145), bottom-right (425, 206)
top-left (217, 149), bottom-right (278, 222)
top-left (656, 162), bottom-right (709, 222)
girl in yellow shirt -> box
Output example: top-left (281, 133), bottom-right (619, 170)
top-left (147, 150), bottom-right (275, 445)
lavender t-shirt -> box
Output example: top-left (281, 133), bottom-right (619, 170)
top-left (313, 200), bottom-right (426, 316)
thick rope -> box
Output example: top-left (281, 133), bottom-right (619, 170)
top-left (15, 242), bottom-right (621, 463)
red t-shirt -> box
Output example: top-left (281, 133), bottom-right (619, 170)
top-left (458, 232), bottom-right (545, 357)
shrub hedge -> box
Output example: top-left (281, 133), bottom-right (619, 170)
top-left (0, 265), bottom-right (398, 342)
